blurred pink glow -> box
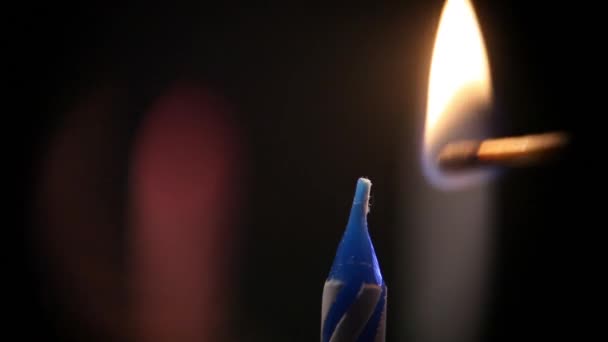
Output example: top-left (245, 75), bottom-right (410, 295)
top-left (130, 84), bottom-right (241, 342)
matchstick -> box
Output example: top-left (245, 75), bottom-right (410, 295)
top-left (438, 131), bottom-right (569, 171)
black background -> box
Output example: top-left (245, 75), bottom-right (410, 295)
top-left (15, 1), bottom-right (599, 341)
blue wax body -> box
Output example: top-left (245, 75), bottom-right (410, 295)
top-left (321, 178), bottom-right (387, 342)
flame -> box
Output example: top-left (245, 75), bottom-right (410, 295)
top-left (423, 0), bottom-right (493, 189)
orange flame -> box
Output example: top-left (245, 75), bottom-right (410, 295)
top-left (423, 0), bottom-right (493, 189)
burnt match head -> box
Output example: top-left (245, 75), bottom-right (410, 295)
top-left (436, 139), bottom-right (482, 171)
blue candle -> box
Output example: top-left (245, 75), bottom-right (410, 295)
top-left (321, 178), bottom-right (387, 342)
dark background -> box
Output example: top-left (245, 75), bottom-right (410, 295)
top-left (15, 1), bottom-right (597, 341)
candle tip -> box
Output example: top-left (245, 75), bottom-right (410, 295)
top-left (322, 177), bottom-right (385, 341)
top-left (353, 177), bottom-right (372, 208)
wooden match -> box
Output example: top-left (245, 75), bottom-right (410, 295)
top-left (437, 131), bottom-right (570, 171)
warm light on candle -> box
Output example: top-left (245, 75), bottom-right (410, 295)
top-left (423, 0), bottom-right (493, 189)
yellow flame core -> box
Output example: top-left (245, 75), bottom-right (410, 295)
top-left (425, 0), bottom-right (492, 142)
